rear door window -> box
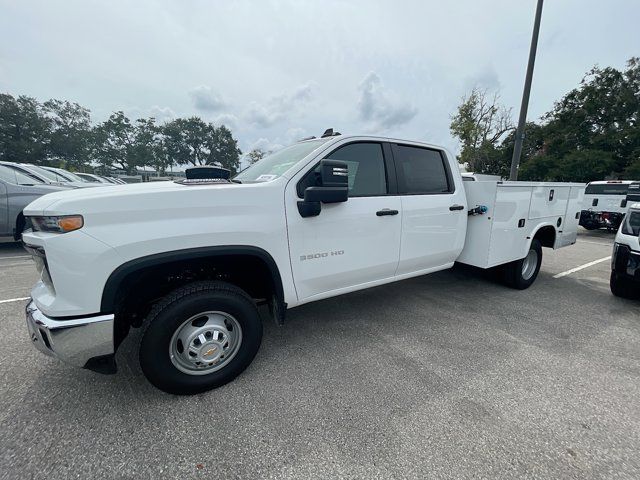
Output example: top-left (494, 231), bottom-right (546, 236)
top-left (392, 144), bottom-right (452, 194)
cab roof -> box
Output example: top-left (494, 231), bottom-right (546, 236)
top-left (587, 180), bottom-right (636, 185)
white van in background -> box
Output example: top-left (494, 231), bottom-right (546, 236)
top-left (579, 180), bottom-right (636, 231)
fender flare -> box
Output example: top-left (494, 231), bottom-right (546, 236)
top-left (527, 222), bottom-right (558, 250)
top-left (100, 245), bottom-right (285, 313)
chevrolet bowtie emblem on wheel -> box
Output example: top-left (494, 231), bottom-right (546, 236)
top-left (203, 347), bottom-right (217, 357)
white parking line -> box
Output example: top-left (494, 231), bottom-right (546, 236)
top-left (553, 256), bottom-right (612, 279)
top-left (0, 297), bottom-right (30, 304)
top-left (576, 240), bottom-right (614, 247)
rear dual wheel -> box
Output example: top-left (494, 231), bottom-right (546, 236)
top-left (139, 281), bottom-right (262, 395)
top-left (502, 239), bottom-right (543, 290)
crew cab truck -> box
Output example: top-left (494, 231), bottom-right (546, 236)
top-left (580, 180), bottom-right (636, 231)
top-left (610, 202), bottom-right (640, 299)
top-left (22, 134), bottom-right (584, 394)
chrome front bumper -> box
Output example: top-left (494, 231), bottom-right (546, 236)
top-left (25, 301), bottom-right (114, 368)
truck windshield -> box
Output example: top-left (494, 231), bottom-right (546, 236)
top-left (234, 139), bottom-right (329, 183)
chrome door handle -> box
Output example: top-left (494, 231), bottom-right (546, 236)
top-left (376, 209), bottom-right (399, 216)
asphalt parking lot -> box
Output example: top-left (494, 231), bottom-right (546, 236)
top-left (0, 230), bottom-right (638, 479)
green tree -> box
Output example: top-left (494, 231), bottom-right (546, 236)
top-left (162, 117), bottom-right (210, 166)
top-left (163, 118), bottom-right (242, 173)
top-left (451, 58), bottom-right (640, 182)
top-left (205, 125), bottom-right (242, 173)
top-left (92, 111), bottom-right (137, 173)
top-left (0, 93), bottom-right (50, 163)
top-left (531, 57), bottom-right (640, 181)
top-left (43, 99), bottom-right (91, 168)
top-left (450, 88), bottom-right (513, 175)
top-left (129, 118), bottom-right (173, 175)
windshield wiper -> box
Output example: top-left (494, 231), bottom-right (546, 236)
top-left (230, 179), bottom-right (242, 184)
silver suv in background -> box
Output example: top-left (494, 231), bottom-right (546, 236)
top-left (0, 164), bottom-right (70, 240)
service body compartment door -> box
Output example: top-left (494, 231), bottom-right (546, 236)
top-left (487, 185), bottom-right (534, 267)
top-left (557, 186), bottom-right (584, 248)
top-left (529, 186), bottom-right (570, 219)
top-left (459, 182), bottom-right (534, 268)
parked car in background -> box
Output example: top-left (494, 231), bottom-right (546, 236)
top-left (41, 166), bottom-right (101, 187)
top-left (580, 180), bottom-right (636, 231)
top-left (610, 202), bottom-right (640, 299)
top-left (107, 177), bottom-right (127, 184)
top-left (19, 164), bottom-right (95, 188)
top-left (0, 164), bottom-right (70, 240)
top-left (0, 161), bottom-right (51, 185)
top-left (76, 172), bottom-right (117, 185)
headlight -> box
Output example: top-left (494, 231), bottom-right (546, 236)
top-left (30, 215), bottom-right (84, 233)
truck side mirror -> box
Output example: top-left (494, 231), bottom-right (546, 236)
top-left (297, 160), bottom-right (349, 217)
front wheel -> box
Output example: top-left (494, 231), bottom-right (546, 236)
top-left (502, 239), bottom-right (543, 290)
top-left (139, 281), bottom-right (262, 395)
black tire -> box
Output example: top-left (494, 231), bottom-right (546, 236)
top-left (139, 281), bottom-right (262, 395)
top-left (502, 239), bottom-right (543, 290)
top-left (610, 272), bottom-right (638, 299)
top-left (14, 214), bottom-right (26, 241)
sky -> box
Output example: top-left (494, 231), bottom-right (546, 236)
top-left (1, 0), bottom-right (639, 159)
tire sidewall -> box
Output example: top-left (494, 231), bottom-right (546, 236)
top-left (518, 239), bottom-right (543, 288)
top-left (140, 289), bottom-right (262, 394)
top-left (504, 239), bottom-right (543, 289)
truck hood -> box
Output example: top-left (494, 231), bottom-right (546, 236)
top-left (22, 180), bottom-right (271, 216)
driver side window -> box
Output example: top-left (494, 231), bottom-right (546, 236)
top-left (297, 142), bottom-right (388, 197)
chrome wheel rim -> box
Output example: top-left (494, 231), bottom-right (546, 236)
top-left (169, 311), bottom-right (242, 375)
top-left (521, 249), bottom-right (538, 280)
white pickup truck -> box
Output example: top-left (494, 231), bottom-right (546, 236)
top-left (579, 180), bottom-right (636, 231)
top-left (22, 133), bottom-right (584, 394)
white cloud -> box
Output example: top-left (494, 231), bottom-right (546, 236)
top-left (246, 137), bottom-right (285, 154)
top-left (1, 0), bottom-right (638, 154)
top-left (148, 105), bottom-right (176, 122)
top-left (245, 83), bottom-right (315, 128)
top-left (213, 113), bottom-right (239, 129)
top-left (189, 85), bottom-right (226, 112)
top-left (357, 72), bottom-right (418, 131)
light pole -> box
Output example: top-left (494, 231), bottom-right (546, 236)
top-left (509, 0), bottom-right (544, 181)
